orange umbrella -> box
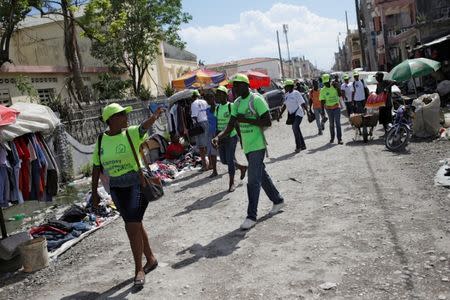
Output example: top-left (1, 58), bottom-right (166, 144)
top-left (229, 70), bottom-right (271, 89)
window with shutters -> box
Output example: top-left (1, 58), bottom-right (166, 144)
top-left (0, 89), bottom-right (11, 106)
top-left (37, 88), bottom-right (55, 105)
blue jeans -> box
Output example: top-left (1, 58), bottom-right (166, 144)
top-left (326, 108), bottom-right (342, 141)
top-left (292, 115), bottom-right (305, 149)
top-left (245, 149), bottom-right (284, 221)
top-left (218, 135), bottom-right (238, 176)
top-left (313, 108), bottom-right (323, 131)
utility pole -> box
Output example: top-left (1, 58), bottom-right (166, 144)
top-left (355, 0), bottom-right (367, 69)
top-left (276, 30), bottom-right (285, 80)
top-left (283, 24), bottom-right (293, 78)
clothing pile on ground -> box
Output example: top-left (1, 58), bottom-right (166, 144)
top-left (0, 133), bottom-right (59, 207)
top-left (147, 148), bottom-right (202, 184)
top-left (29, 187), bottom-right (117, 253)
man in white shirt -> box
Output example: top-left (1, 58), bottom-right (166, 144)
top-left (190, 90), bottom-right (209, 170)
top-left (351, 72), bottom-right (367, 113)
top-left (280, 80), bottom-right (308, 153)
top-left (340, 74), bottom-right (354, 117)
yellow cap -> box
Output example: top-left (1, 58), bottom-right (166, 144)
top-left (102, 103), bottom-right (132, 122)
top-left (353, 71), bottom-right (359, 76)
top-left (230, 73), bottom-right (250, 84)
top-left (322, 74), bottom-right (330, 84)
top-left (284, 79), bottom-right (294, 87)
top-left (192, 90), bottom-right (200, 97)
top-left (343, 74), bottom-right (349, 80)
top-left (216, 86), bottom-right (228, 94)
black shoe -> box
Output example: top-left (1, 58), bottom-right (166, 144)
top-left (300, 145), bottom-right (307, 150)
top-left (329, 139), bottom-right (334, 144)
top-left (318, 130), bottom-right (323, 135)
top-left (338, 140), bottom-right (343, 145)
top-left (295, 148), bottom-right (301, 153)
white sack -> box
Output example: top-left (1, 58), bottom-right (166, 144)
top-left (412, 93), bottom-right (441, 138)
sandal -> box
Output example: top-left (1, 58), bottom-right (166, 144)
top-left (143, 260), bottom-right (158, 274)
top-left (240, 166), bottom-right (247, 180)
top-left (134, 272), bottom-right (145, 286)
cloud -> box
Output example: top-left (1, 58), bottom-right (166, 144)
top-left (180, 3), bottom-right (353, 70)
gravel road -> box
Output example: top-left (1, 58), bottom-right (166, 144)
top-left (1, 114), bottom-right (449, 300)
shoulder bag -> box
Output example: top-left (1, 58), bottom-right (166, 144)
top-left (125, 130), bottom-right (164, 202)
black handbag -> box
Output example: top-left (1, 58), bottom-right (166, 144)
top-left (188, 123), bottom-right (205, 137)
top-left (286, 108), bottom-right (299, 125)
top-left (126, 130), bottom-right (164, 202)
top-left (307, 110), bottom-right (316, 123)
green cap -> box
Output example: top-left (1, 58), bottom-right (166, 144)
top-left (230, 73), bottom-right (250, 85)
top-left (284, 79), bottom-right (294, 87)
top-left (217, 85), bottom-right (228, 94)
top-left (322, 74), bottom-right (330, 84)
top-left (353, 71), bottom-right (359, 76)
top-left (343, 74), bottom-right (349, 80)
top-left (102, 103), bottom-right (132, 122)
top-left (192, 90), bottom-right (200, 97)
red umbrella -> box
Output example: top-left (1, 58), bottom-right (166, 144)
top-left (243, 70), bottom-right (271, 89)
top-left (0, 105), bottom-right (19, 126)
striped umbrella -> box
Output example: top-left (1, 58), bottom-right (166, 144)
top-left (172, 69), bottom-right (226, 90)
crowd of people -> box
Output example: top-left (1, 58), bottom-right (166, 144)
top-left (90, 72), bottom-right (396, 287)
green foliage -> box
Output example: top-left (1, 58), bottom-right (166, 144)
top-left (79, 163), bottom-right (92, 177)
top-left (0, 0), bottom-right (41, 66)
top-left (82, 0), bottom-right (191, 97)
top-left (138, 87), bottom-right (152, 101)
top-left (46, 95), bottom-right (72, 121)
top-left (164, 84), bottom-right (175, 97)
top-left (15, 75), bottom-right (38, 101)
top-left (93, 73), bottom-right (132, 100)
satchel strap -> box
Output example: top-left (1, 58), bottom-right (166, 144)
top-left (125, 129), bottom-right (147, 186)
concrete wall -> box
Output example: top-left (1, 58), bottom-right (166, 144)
top-left (238, 60), bottom-right (282, 80)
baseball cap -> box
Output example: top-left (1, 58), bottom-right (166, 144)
top-left (353, 71), bottom-right (359, 76)
top-left (230, 73), bottom-right (250, 85)
top-left (284, 79), bottom-right (294, 87)
top-left (217, 86), bottom-right (228, 94)
top-left (321, 74), bottom-right (330, 84)
top-left (102, 103), bottom-right (132, 122)
top-left (343, 74), bottom-right (349, 80)
top-left (192, 90), bottom-right (200, 97)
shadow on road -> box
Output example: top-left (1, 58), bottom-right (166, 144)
top-left (172, 214), bottom-right (276, 269)
top-left (172, 170), bottom-right (202, 185)
top-left (174, 190), bottom-right (231, 217)
top-left (59, 277), bottom-right (143, 300)
top-left (174, 173), bottom-right (225, 193)
top-left (266, 152), bottom-right (297, 164)
top-left (307, 143), bottom-right (336, 154)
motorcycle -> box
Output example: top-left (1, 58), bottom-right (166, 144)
top-left (385, 103), bottom-right (415, 152)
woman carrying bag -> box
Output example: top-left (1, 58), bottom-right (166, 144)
top-left (91, 103), bottom-right (164, 287)
top-left (280, 80), bottom-right (308, 153)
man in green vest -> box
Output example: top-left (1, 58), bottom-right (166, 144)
top-left (213, 74), bottom-right (284, 230)
top-left (320, 73), bottom-right (343, 144)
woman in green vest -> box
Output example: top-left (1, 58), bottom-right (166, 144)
top-left (214, 86), bottom-right (247, 192)
top-left (91, 103), bottom-right (163, 286)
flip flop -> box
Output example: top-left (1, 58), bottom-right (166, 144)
top-left (143, 260), bottom-right (158, 274)
top-left (134, 274), bottom-right (145, 286)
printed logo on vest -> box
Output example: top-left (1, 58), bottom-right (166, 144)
top-left (116, 144), bottom-right (126, 154)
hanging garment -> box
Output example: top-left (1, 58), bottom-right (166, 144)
top-left (14, 137), bottom-right (31, 200)
top-left (36, 134), bottom-right (58, 199)
top-left (8, 142), bottom-right (24, 204)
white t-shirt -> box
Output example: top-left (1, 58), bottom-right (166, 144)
top-left (191, 99), bottom-right (208, 122)
top-left (341, 82), bottom-right (353, 102)
top-left (351, 80), bottom-right (367, 101)
top-left (284, 90), bottom-right (305, 117)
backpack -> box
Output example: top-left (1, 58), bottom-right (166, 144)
top-left (234, 93), bottom-right (270, 157)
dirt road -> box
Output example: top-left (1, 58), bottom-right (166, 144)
top-left (1, 115), bottom-right (449, 300)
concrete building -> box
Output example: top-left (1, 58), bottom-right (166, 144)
top-left (207, 57), bottom-right (282, 80)
top-left (0, 14), bottom-right (197, 106)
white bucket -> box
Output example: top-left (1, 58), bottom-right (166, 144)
top-left (19, 237), bottom-right (49, 273)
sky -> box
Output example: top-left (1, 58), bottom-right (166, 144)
top-left (179, 0), bottom-right (357, 70)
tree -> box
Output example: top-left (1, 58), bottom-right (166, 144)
top-left (0, 0), bottom-right (39, 67)
top-left (34, 1), bottom-right (91, 107)
top-left (83, 0), bottom-right (191, 97)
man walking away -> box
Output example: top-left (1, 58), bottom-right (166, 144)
top-left (351, 72), bottom-right (367, 113)
top-left (281, 79), bottom-right (308, 152)
top-left (320, 74), bottom-right (343, 145)
top-left (213, 74), bottom-right (284, 230)
top-left (341, 74), bottom-right (354, 118)
top-left (191, 90), bottom-right (209, 171)
top-left (375, 72), bottom-right (396, 133)
top-left (309, 80), bottom-right (324, 135)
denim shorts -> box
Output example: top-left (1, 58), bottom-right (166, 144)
top-left (109, 172), bottom-right (148, 222)
top-left (207, 130), bottom-right (218, 156)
